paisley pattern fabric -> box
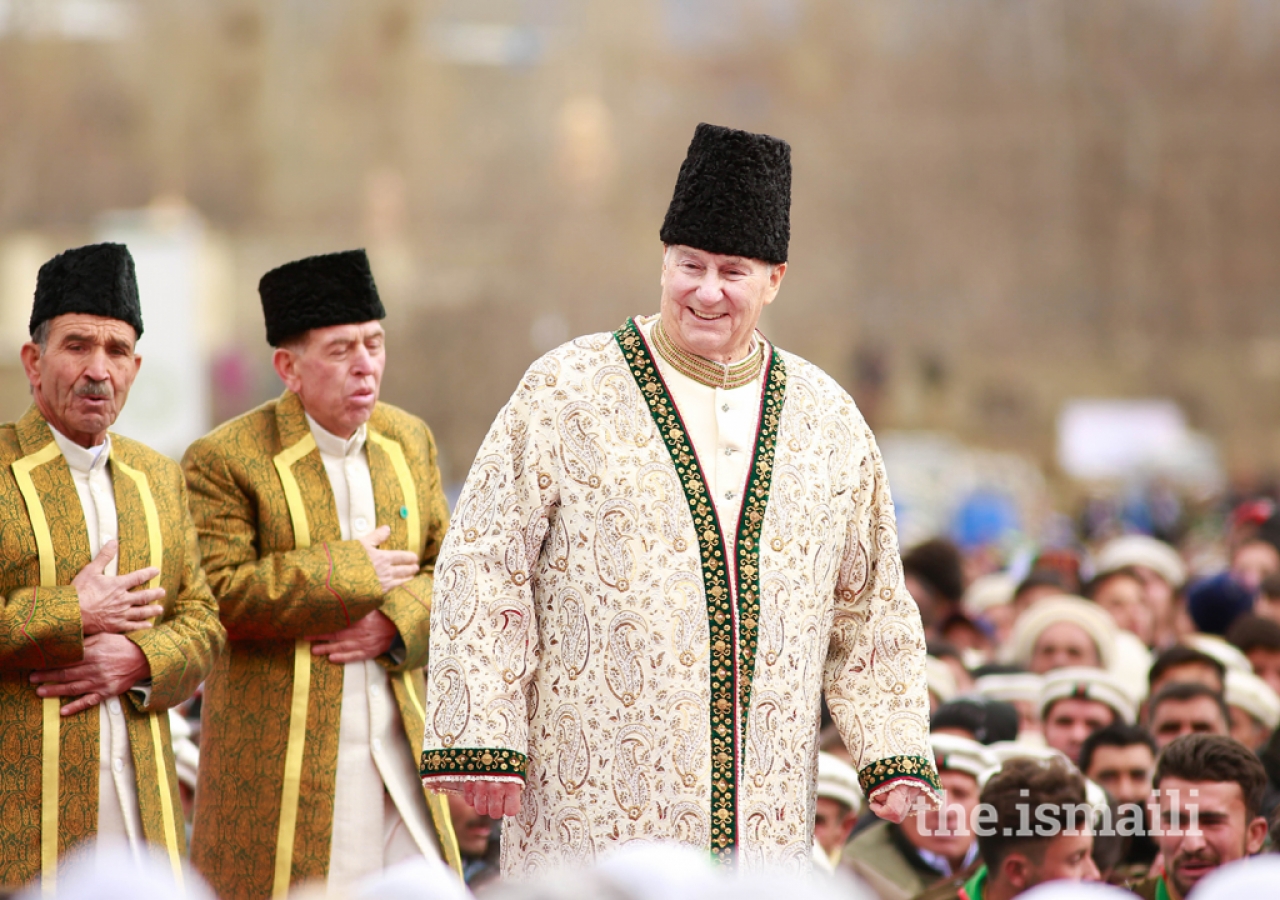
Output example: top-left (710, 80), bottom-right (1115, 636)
top-left (0, 405), bottom-right (225, 886)
top-left (420, 322), bottom-right (940, 876)
top-left (183, 391), bottom-right (451, 899)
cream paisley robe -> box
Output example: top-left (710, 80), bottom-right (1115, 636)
top-left (420, 320), bottom-right (940, 875)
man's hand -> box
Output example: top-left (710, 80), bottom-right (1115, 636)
top-left (74, 540), bottom-right (165, 635)
top-left (358, 525), bottom-right (419, 594)
top-left (30, 633), bottom-right (151, 716)
top-left (463, 781), bottom-right (523, 818)
top-left (310, 610), bottom-right (399, 664)
top-left (869, 782), bottom-right (936, 823)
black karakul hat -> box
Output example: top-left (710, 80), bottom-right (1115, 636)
top-left (31, 243), bottom-right (143, 338)
top-left (660, 122), bottom-right (791, 264)
top-left (259, 249), bottom-right (385, 346)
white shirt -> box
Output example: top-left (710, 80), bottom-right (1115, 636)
top-left (639, 316), bottom-right (765, 566)
top-left (305, 414), bottom-right (439, 885)
top-left (48, 426), bottom-right (143, 857)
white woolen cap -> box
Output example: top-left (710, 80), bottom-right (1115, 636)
top-left (962, 572), bottom-right (1017, 615)
top-left (929, 733), bottom-right (997, 783)
top-left (1001, 595), bottom-right (1117, 670)
top-left (816, 751), bottom-right (863, 815)
top-left (1184, 634), bottom-right (1253, 675)
top-left (974, 672), bottom-right (1044, 705)
top-left (1093, 535), bottom-right (1186, 587)
top-left (926, 655), bottom-right (959, 704)
top-left (1226, 669), bottom-right (1280, 731)
top-left (1039, 666), bottom-right (1137, 724)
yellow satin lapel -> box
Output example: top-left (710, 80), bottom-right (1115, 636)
top-left (110, 459), bottom-right (163, 596)
top-left (367, 432), bottom-right (420, 554)
top-left (111, 457), bottom-right (183, 886)
top-left (271, 434), bottom-right (316, 897)
top-left (13, 440), bottom-right (64, 896)
top-left (273, 434), bottom-right (316, 550)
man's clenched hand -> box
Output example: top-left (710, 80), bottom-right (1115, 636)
top-left (310, 610), bottom-right (399, 664)
top-left (30, 633), bottom-right (151, 716)
top-left (464, 781), bottom-right (523, 818)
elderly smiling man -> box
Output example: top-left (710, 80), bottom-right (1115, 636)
top-left (420, 123), bottom-right (941, 875)
top-left (183, 250), bottom-right (458, 898)
top-left (0, 243), bottom-right (225, 889)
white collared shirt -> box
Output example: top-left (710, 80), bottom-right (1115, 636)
top-left (303, 413), bottom-right (438, 881)
top-left (49, 428), bottom-right (117, 575)
top-left (306, 415), bottom-right (377, 542)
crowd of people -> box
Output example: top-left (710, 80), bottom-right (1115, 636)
top-left (810, 507), bottom-right (1280, 899)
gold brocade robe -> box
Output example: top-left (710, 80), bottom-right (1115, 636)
top-left (183, 391), bottom-right (457, 899)
top-left (0, 405), bottom-right (226, 889)
top-left (420, 323), bottom-right (942, 876)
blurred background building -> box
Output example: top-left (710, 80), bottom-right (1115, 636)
top-left (2, 0), bottom-right (1279, 549)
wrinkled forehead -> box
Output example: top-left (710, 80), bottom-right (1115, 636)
top-left (296, 319), bottom-right (385, 349)
top-left (663, 244), bottom-right (770, 270)
top-left (44, 312), bottom-right (138, 347)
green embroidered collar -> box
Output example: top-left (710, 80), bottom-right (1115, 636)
top-left (615, 317), bottom-right (787, 862)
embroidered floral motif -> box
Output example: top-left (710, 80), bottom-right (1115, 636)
top-left (420, 747), bottom-right (528, 779)
top-left (615, 318), bottom-right (786, 862)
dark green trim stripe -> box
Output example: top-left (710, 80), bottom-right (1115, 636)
top-left (420, 747), bottom-right (528, 780)
top-left (615, 318), bottom-right (786, 862)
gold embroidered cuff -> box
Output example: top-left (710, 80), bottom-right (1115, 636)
top-left (420, 747), bottom-right (528, 781)
top-left (858, 754), bottom-right (944, 798)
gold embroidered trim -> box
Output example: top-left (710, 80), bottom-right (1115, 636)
top-left (420, 747), bottom-right (528, 779)
top-left (615, 317), bottom-right (786, 863)
top-left (857, 754), bottom-right (944, 798)
top-left (368, 431), bottom-right (421, 554)
top-left (270, 434), bottom-right (316, 898)
top-left (652, 316), bottom-right (764, 390)
top-left (111, 457), bottom-right (183, 885)
top-left (13, 440), bottom-right (64, 896)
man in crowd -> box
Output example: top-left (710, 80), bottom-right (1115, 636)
top-left (0, 244), bottom-right (225, 887)
top-left (843, 734), bottom-right (990, 899)
top-left (420, 123), bottom-right (941, 873)
top-left (1092, 535), bottom-right (1186, 651)
top-left (1004, 595), bottom-right (1114, 674)
top-left (1128, 734), bottom-right (1268, 900)
top-left (1146, 682), bottom-right (1230, 750)
top-left (1086, 568), bottom-right (1154, 649)
top-left (447, 794), bottom-right (499, 889)
top-left (1255, 573), bottom-right (1280, 623)
top-left (1224, 669), bottom-right (1280, 751)
top-left (1039, 668), bottom-right (1136, 765)
top-left (1147, 645), bottom-right (1225, 698)
top-left (930, 697), bottom-right (1021, 746)
top-left (184, 250), bottom-right (458, 896)
top-left (973, 670), bottom-right (1044, 742)
top-left (1226, 614), bottom-right (1280, 697)
top-left (1081, 724), bottom-right (1157, 814)
top-left (920, 756), bottom-right (1100, 900)
top-left (813, 752), bottom-right (862, 871)
top-left (1079, 724), bottom-right (1159, 879)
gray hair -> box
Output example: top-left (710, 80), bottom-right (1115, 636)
top-left (30, 320), bottom-right (50, 350)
